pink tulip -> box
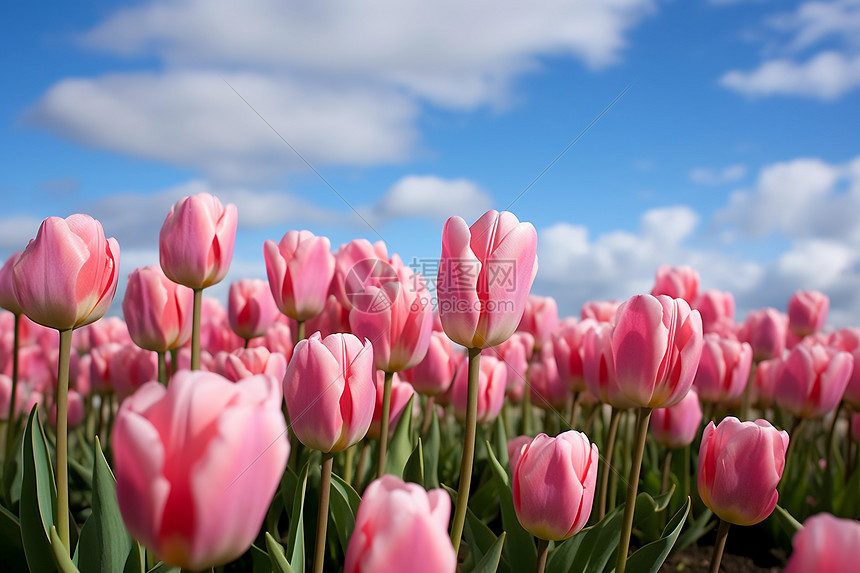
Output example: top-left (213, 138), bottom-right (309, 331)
top-left (517, 295), bottom-right (559, 351)
top-left (214, 347), bottom-right (287, 385)
top-left (80, 316), bottom-right (132, 349)
top-left (13, 214), bottom-right (120, 331)
top-left (693, 334), bottom-right (753, 404)
top-left (437, 210), bottom-right (538, 349)
top-left (787, 290), bottom-right (829, 338)
top-left (123, 265), bottom-right (194, 353)
top-left (344, 475), bottom-right (455, 573)
top-left (304, 293), bottom-right (351, 338)
top-left (529, 342), bottom-right (569, 411)
top-left (199, 296), bottom-right (244, 354)
top-left (825, 328), bottom-right (860, 409)
top-left (776, 342), bottom-right (852, 419)
top-left (512, 431), bottom-right (599, 540)
top-left (0, 252), bottom-right (23, 315)
top-left (113, 371), bottom-right (288, 570)
top-left (264, 230), bottom-right (335, 322)
top-left (613, 295), bottom-right (704, 409)
top-left (366, 371), bottom-right (415, 440)
top-left (109, 345), bottom-right (159, 401)
top-left (0, 374), bottom-right (23, 419)
top-left (582, 322), bottom-right (636, 409)
top-left (580, 300), bottom-right (619, 323)
top-left (282, 332), bottom-right (375, 453)
top-left (401, 330), bottom-right (456, 397)
top-left (651, 264), bottom-right (699, 304)
top-left (697, 417), bottom-right (789, 526)
top-left (553, 319), bottom-right (597, 392)
top-left (784, 513), bottom-right (860, 573)
top-left (507, 435), bottom-right (532, 470)
top-left (486, 331), bottom-right (533, 402)
top-left (650, 389), bottom-right (703, 449)
top-left (752, 355), bottom-right (782, 409)
top-left (693, 290), bottom-right (736, 336)
top-left (89, 342), bottom-right (124, 395)
top-left (451, 354), bottom-right (506, 423)
top-left (332, 239), bottom-right (390, 308)
top-left (159, 193), bottom-right (237, 289)
top-left (738, 308), bottom-right (787, 362)
top-left (227, 278), bottom-right (279, 341)
top-left (259, 320), bottom-right (294, 363)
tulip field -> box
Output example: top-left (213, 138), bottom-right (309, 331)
top-left (1, 193), bottom-right (860, 573)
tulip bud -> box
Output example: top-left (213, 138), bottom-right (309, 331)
top-left (784, 513), bottom-right (860, 573)
top-left (451, 354), bottom-right (506, 423)
top-left (517, 294), bottom-right (559, 351)
top-left (651, 265), bottom-right (699, 304)
top-left (123, 265), bottom-right (194, 352)
top-left (227, 278), bottom-right (279, 341)
top-left (650, 389), bottom-right (703, 449)
top-left (776, 342), bottom-right (852, 419)
top-left (787, 290), bottom-right (829, 338)
top-left (693, 334), bottom-right (753, 404)
top-left (264, 230), bottom-right (335, 322)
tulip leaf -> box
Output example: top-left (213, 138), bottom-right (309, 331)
top-left (20, 405), bottom-right (60, 572)
top-left (485, 441), bottom-right (536, 573)
top-left (385, 395), bottom-right (415, 477)
top-left (286, 461), bottom-right (309, 571)
top-left (329, 473), bottom-right (362, 554)
top-left (674, 509), bottom-right (714, 554)
top-left (4, 424), bottom-right (24, 507)
top-left (77, 436), bottom-right (133, 573)
top-left (545, 528), bottom-right (585, 573)
top-left (250, 543), bottom-right (271, 573)
top-left (492, 416), bottom-right (509, 469)
top-left (121, 541), bottom-right (144, 573)
top-left (470, 531), bottom-right (506, 573)
top-left (50, 526), bottom-right (81, 573)
top-left (773, 504), bottom-right (803, 537)
top-left (422, 403), bottom-right (441, 489)
top-left (626, 496), bottom-right (690, 573)
top-left (403, 438), bottom-right (425, 485)
top-left (559, 502), bottom-right (624, 573)
top-left (146, 562), bottom-right (180, 573)
top-left (265, 532), bottom-right (296, 573)
top-left (0, 502), bottom-right (28, 570)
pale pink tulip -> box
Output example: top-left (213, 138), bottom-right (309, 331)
top-left (785, 513), bottom-right (860, 573)
top-left (451, 354), bottom-right (506, 423)
top-left (580, 300), bottom-right (619, 323)
top-left (123, 265), bottom-right (194, 353)
top-left (109, 345), bottom-right (159, 402)
top-left (517, 294), bottom-right (559, 351)
top-left (227, 278), bottom-right (279, 341)
top-left (486, 331), bottom-right (533, 403)
top-left (401, 330), bottom-right (456, 397)
top-left (693, 289), bottom-right (736, 336)
top-left (332, 239), bottom-right (390, 311)
top-left (366, 371), bottom-right (415, 440)
top-left (529, 341), bottom-right (568, 411)
top-left (0, 252), bottom-right (23, 315)
top-left (582, 322), bottom-right (636, 409)
top-left (651, 265), bottom-right (699, 304)
top-left (787, 290), bottom-right (829, 338)
top-left (693, 334), bottom-right (753, 404)
top-left (650, 389), bottom-right (703, 449)
top-left (214, 347), bottom-right (287, 385)
top-left (776, 342), bottom-right (852, 419)
top-left (554, 318), bottom-right (597, 392)
top-left (739, 308), bottom-right (787, 362)
top-left (264, 230), bottom-right (335, 322)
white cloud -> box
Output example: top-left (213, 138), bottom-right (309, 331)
top-left (770, 0), bottom-right (860, 53)
top-left (374, 175), bottom-right (494, 222)
top-left (689, 164), bottom-right (747, 185)
top-left (0, 215), bottom-right (47, 253)
top-left (720, 51), bottom-right (860, 100)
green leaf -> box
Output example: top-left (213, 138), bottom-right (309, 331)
top-left (122, 541), bottom-right (144, 573)
top-left (146, 562), bottom-right (180, 573)
top-left (403, 438), bottom-right (425, 485)
top-left (464, 501), bottom-right (503, 568)
top-left (566, 503), bottom-right (624, 573)
top-left (470, 531), bottom-right (505, 573)
top-left (286, 461), bottom-right (310, 571)
top-left (50, 526), bottom-right (81, 573)
top-left (385, 395), bottom-right (415, 477)
top-left (773, 504), bottom-right (803, 537)
top-left (626, 497), bottom-right (691, 573)
top-left (491, 416), bottom-right (509, 469)
top-left (545, 529), bottom-right (586, 573)
top-left (0, 502), bottom-right (28, 570)
top-left (674, 509), bottom-right (714, 554)
top-left (329, 473), bottom-right (362, 554)
top-left (4, 424), bottom-right (24, 507)
top-left (266, 532), bottom-right (295, 573)
top-left (77, 437), bottom-right (133, 573)
top-left (485, 441), bottom-right (536, 573)
top-left (250, 543), bottom-right (271, 573)
top-left (423, 403), bottom-right (441, 489)
top-left (20, 405), bottom-right (59, 572)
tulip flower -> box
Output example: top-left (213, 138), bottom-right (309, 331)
top-left (739, 308), bottom-right (787, 363)
top-left (366, 371), bottom-right (415, 440)
top-left (784, 513), bottom-right (860, 573)
top-left (226, 278), bottom-right (279, 343)
top-left (0, 251), bottom-right (23, 316)
top-left (0, 373), bottom-right (23, 420)
top-left (214, 347), bottom-right (288, 385)
top-left (109, 345), bottom-right (159, 401)
top-left (787, 290), bottom-right (829, 338)
top-left (487, 331), bottom-right (533, 403)
top-left (528, 342), bottom-right (569, 412)
top-left (451, 354), bottom-right (506, 424)
top-left (693, 334), bottom-right (753, 404)
top-left (0, 252), bottom-right (23, 463)
top-left (693, 289), bottom-right (736, 336)
top-left (401, 329), bottom-right (456, 397)
top-left (651, 264), bottom-right (699, 304)
top-left (332, 238), bottom-right (390, 311)
top-left (345, 475), bottom-right (456, 573)
top-left (776, 342), bottom-right (852, 419)
top-left (651, 389), bottom-right (703, 450)
top-left (304, 293), bottom-right (351, 339)
top-left (580, 299), bottom-right (619, 323)
top-left (517, 294), bottom-right (559, 351)
top-left (553, 319), bottom-right (596, 393)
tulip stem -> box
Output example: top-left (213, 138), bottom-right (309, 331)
top-left (354, 441), bottom-right (370, 490)
top-left (4, 313), bottom-right (20, 466)
top-left (56, 328), bottom-right (73, 553)
top-left (342, 444), bottom-right (356, 485)
top-left (157, 351), bottom-right (167, 385)
top-left (616, 406), bottom-right (652, 573)
top-left (521, 362), bottom-right (533, 435)
top-left (421, 396), bottom-right (436, 435)
top-left (683, 444), bottom-right (691, 502)
top-left (296, 320), bottom-right (306, 343)
top-left (377, 370), bottom-right (395, 478)
top-left (569, 391), bottom-right (580, 430)
top-left (661, 449), bottom-right (673, 495)
top-left (709, 519), bottom-right (731, 573)
top-left (191, 288), bottom-right (202, 370)
top-left (740, 362), bottom-right (756, 421)
top-left (535, 537), bottom-right (550, 573)
top-left (597, 407), bottom-right (622, 521)
top-left (313, 452), bottom-right (334, 573)
top-left (826, 401), bottom-right (843, 480)
top-left (450, 347), bottom-right (481, 554)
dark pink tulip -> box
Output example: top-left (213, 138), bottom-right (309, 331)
top-left (367, 371), bottom-right (415, 440)
top-left (0, 252), bottom-right (23, 314)
top-left (650, 389), bottom-right (703, 449)
top-left (344, 475), bottom-right (455, 573)
top-left (451, 354), bottom-right (506, 423)
top-left (580, 300), bottom-right (619, 323)
top-left (486, 331), bottom-right (533, 403)
top-left (612, 295), bottom-right (704, 408)
top-left (113, 371), bottom-right (287, 570)
top-left (214, 347), bottom-right (287, 384)
top-left (553, 318), bottom-right (597, 392)
top-left (698, 417), bottom-right (788, 526)
top-left (738, 308), bottom-right (787, 362)
top-left (401, 330), bottom-right (456, 397)
top-left (529, 342), bottom-right (569, 411)
top-left (651, 264), bottom-right (699, 304)
top-left (693, 289), bottom-right (735, 336)
top-left (437, 210), bottom-right (538, 349)
top-left (159, 193), bottom-right (237, 289)
top-left (787, 290), bottom-right (829, 338)
top-left (785, 513), bottom-right (860, 573)
top-left (517, 294), bottom-right (559, 351)
top-left (13, 214), bottom-right (120, 331)
top-left (752, 355), bottom-right (783, 408)
top-left (264, 230), bottom-right (335, 322)
top-left (693, 334), bottom-right (753, 404)
top-left (283, 332), bottom-right (375, 453)
top-left (109, 345), bottom-right (158, 402)
top-left (512, 431), bottom-right (598, 540)
top-left (582, 322), bottom-right (636, 409)
top-left (227, 278), bottom-right (279, 341)
top-left (776, 342), bottom-right (852, 419)
top-left (123, 265), bottom-right (194, 353)
top-left (825, 327), bottom-right (860, 408)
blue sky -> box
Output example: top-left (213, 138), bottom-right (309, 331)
top-left (2, 0), bottom-right (859, 325)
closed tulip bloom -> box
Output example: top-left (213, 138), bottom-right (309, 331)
top-left (437, 210), bottom-right (538, 349)
top-left (486, 331), bottom-right (533, 402)
top-left (366, 371), bottom-right (415, 440)
top-left (264, 230), bottom-right (335, 322)
top-left (13, 214), bottom-right (120, 331)
top-left (512, 431), bottom-right (599, 540)
top-left (123, 265), bottom-right (194, 353)
top-left (113, 371), bottom-right (287, 570)
top-left (89, 342), bottom-right (124, 395)
top-left (582, 323), bottom-right (636, 409)
top-left (159, 193), bottom-right (237, 289)
top-left (81, 316), bottom-right (132, 349)
top-left (451, 354), bottom-right (506, 423)
top-left (332, 239), bottom-right (390, 311)
top-left (693, 290), bottom-right (736, 336)
top-left (109, 345), bottom-right (158, 401)
top-left (651, 265), bottom-right (699, 304)
top-left (787, 290), bottom-right (829, 338)
top-left (507, 435), bottom-right (532, 470)
top-left (529, 342), bottom-right (569, 411)
top-left (227, 278), bottom-right (279, 340)
top-left (401, 330), bottom-right (455, 397)
top-left (0, 252), bottom-right (23, 315)
top-left (305, 293), bottom-right (351, 338)
top-left (199, 296), bottom-right (244, 354)
top-left (214, 347), bottom-right (288, 384)
top-left (580, 300), bottom-right (619, 323)
top-left (259, 321), bottom-right (294, 364)
top-left (613, 295), bottom-right (704, 409)
top-left (517, 295), bottom-right (559, 351)
top-left (752, 355), bottom-right (782, 408)
top-left (698, 417), bottom-right (789, 526)
top-left (776, 342), bottom-right (852, 419)
top-left (650, 389), bottom-right (703, 449)
top-left (344, 475), bottom-right (455, 573)
top-left (554, 319), bottom-right (597, 392)
top-left (739, 308), bottom-right (787, 362)
top-left (283, 332), bottom-right (375, 453)
top-left (784, 513), bottom-right (860, 573)
top-left (694, 334), bottom-right (753, 404)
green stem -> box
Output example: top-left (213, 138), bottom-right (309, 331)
top-left (56, 328), bottom-right (73, 553)
top-left (342, 443), bottom-right (356, 485)
top-left (826, 401), bottom-right (843, 477)
top-left (847, 415), bottom-right (855, 484)
top-left (296, 320), bottom-right (306, 343)
top-left (661, 449), bottom-right (673, 495)
top-left (597, 407), bottom-right (622, 521)
top-left (521, 362), bottom-right (533, 435)
top-left (354, 441), bottom-right (370, 491)
top-left (450, 347), bottom-right (481, 553)
top-left (616, 406), bottom-right (652, 573)
top-left (157, 351), bottom-right (167, 385)
top-left (377, 370), bottom-right (395, 478)
top-left (4, 313), bottom-right (20, 465)
top-left (313, 452), bottom-right (334, 573)
top-left (740, 361), bottom-right (756, 421)
top-left (169, 348), bottom-right (179, 377)
top-left (709, 519), bottom-right (731, 573)
top-left (421, 396), bottom-right (436, 436)
top-left (535, 537), bottom-right (550, 573)
top-left (191, 288), bottom-right (202, 370)
top-left (683, 443), bottom-right (691, 503)
top-left (569, 391), bottom-right (580, 430)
